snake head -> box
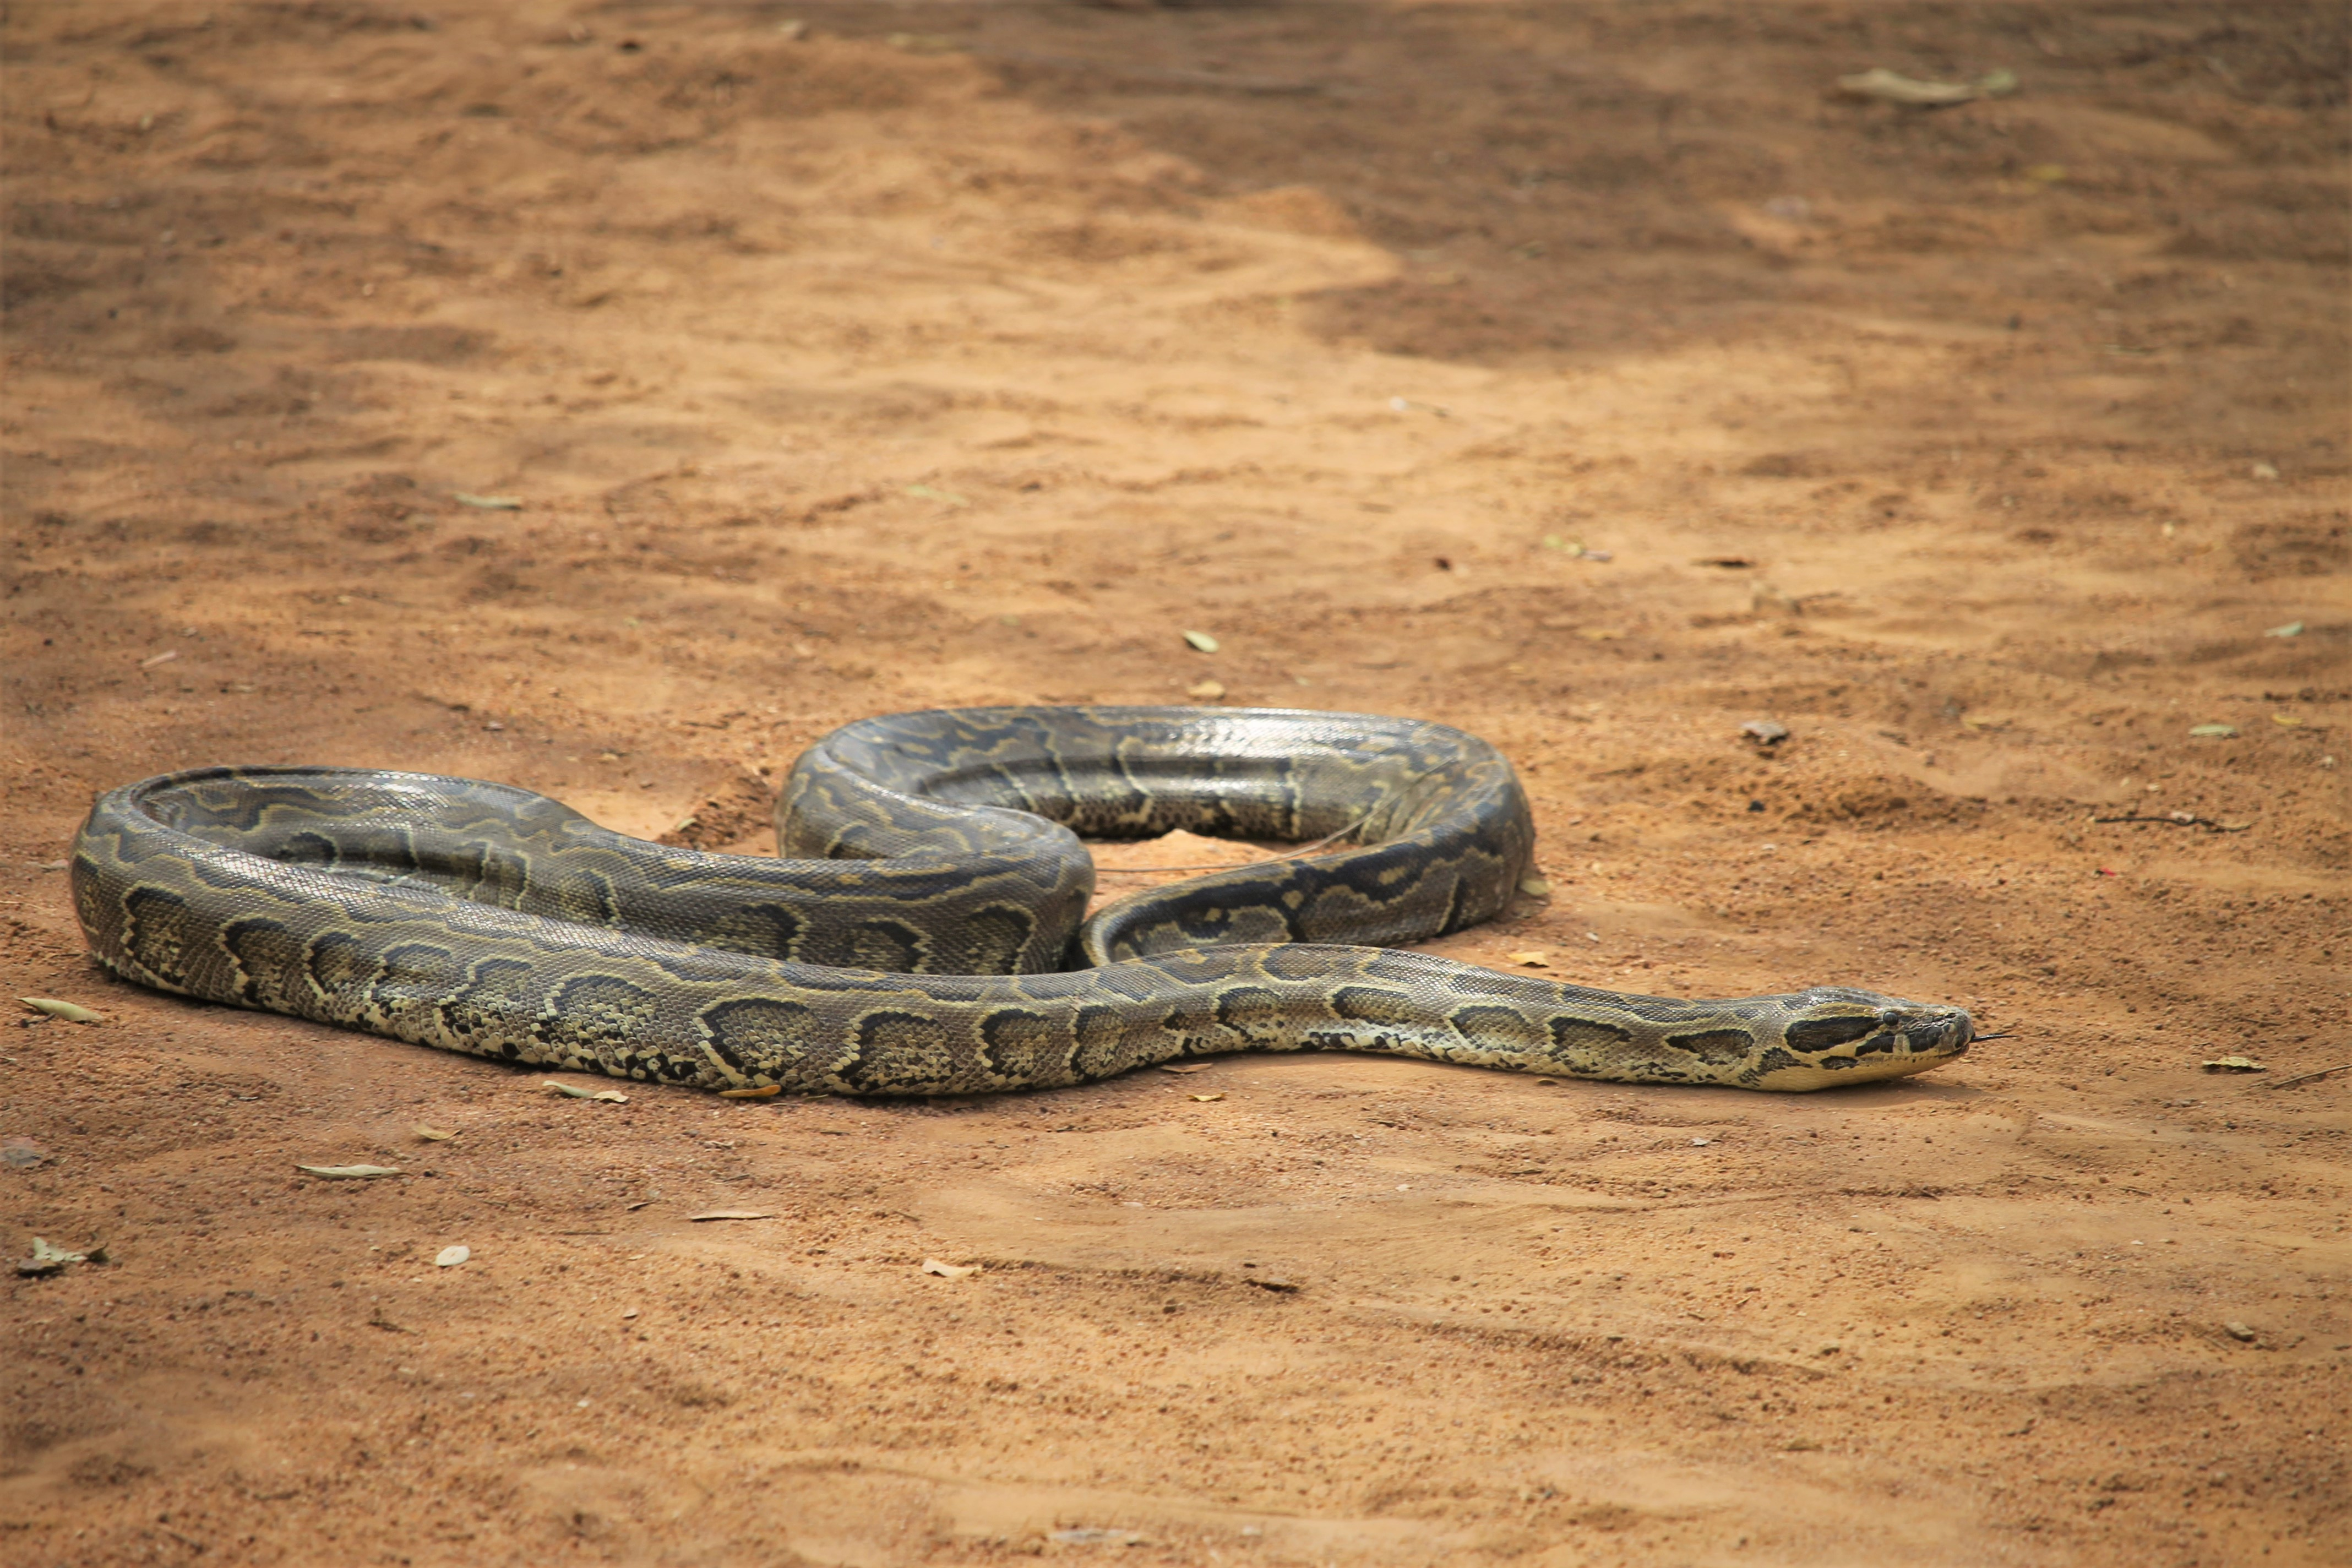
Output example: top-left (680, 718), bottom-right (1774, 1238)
top-left (1754, 987), bottom-right (1974, 1088)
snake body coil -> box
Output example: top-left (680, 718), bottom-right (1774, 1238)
top-left (70, 706), bottom-right (1971, 1095)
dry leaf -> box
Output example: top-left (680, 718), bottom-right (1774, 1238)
top-left (17, 1238), bottom-right (92, 1278)
top-left (297, 1163), bottom-right (401, 1179)
top-left (1505, 950), bottom-right (1551, 967)
top-left (1190, 1092), bottom-right (1226, 1102)
top-left (435, 1245), bottom-right (470, 1268)
top-left (2201, 1056), bottom-right (2265, 1073)
top-left (412, 1125), bottom-right (458, 1142)
top-left (688, 1210), bottom-right (775, 1222)
top-left (1836, 66), bottom-right (2016, 105)
top-left (19, 997), bottom-right (102, 1024)
top-left (2188, 723), bottom-right (2238, 738)
top-left (718, 1085), bottom-right (781, 1099)
top-left (903, 483), bottom-right (969, 505)
top-left (2265, 622), bottom-right (2303, 638)
top-left (453, 493), bottom-right (522, 510)
top-left (139, 650), bottom-right (179, 668)
top-left (1156, 1063), bottom-right (1216, 1075)
top-left (921, 1258), bottom-right (981, 1279)
top-left (2270, 712), bottom-right (2304, 728)
top-left (545, 1081), bottom-right (629, 1103)
top-left (1518, 875), bottom-right (1552, 897)
top-left (1182, 630), bottom-right (1220, 654)
top-left (1186, 679), bottom-right (1227, 701)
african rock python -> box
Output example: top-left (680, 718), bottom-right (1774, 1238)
top-left (70, 706), bottom-right (1972, 1095)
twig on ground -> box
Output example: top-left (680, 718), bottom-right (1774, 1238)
top-left (2256, 1063), bottom-right (2352, 1092)
top-left (2091, 812), bottom-right (2250, 833)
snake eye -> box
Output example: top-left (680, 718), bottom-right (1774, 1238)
top-left (1786, 1014), bottom-right (1880, 1052)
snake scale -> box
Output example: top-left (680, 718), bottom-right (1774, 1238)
top-left (70, 706), bottom-right (1972, 1096)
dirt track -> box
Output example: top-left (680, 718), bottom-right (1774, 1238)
top-left (3, 3), bottom-right (2347, 1564)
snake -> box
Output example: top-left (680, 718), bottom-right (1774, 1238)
top-left (69, 705), bottom-right (1973, 1096)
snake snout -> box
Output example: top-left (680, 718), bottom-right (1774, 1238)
top-left (1902, 1008), bottom-right (1972, 1060)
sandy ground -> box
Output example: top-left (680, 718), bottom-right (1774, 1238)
top-left (3, 2), bottom-right (2348, 1564)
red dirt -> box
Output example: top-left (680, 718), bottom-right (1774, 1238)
top-left (3, 3), bottom-right (2346, 1565)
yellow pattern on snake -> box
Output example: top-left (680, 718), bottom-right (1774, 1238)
top-left (70, 706), bottom-right (1972, 1095)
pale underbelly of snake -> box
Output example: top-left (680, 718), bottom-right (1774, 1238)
top-left (70, 706), bottom-right (1972, 1095)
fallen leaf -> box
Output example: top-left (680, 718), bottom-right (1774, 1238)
top-left (545, 1081), bottom-right (628, 1103)
top-left (2264, 621), bottom-right (2303, 639)
top-left (2223, 1321), bottom-right (2258, 1342)
top-left (1243, 1275), bottom-right (1300, 1293)
top-left (1050, 1530), bottom-right (1144, 1547)
top-left (922, 1258), bottom-right (981, 1278)
top-left (296, 1164), bottom-right (401, 1179)
top-left (2188, 723), bottom-right (2239, 738)
top-left (412, 1125), bottom-right (458, 1142)
top-left (2201, 1057), bottom-right (2266, 1074)
top-left (1836, 66), bottom-right (2016, 106)
top-left (1186, 679), bottom-right (1227, 701)
top-left (1156, 1063), bottom-right (1215, 1075)
top-left (2023, 163), bottom-right (2067, 183)
top-left (1541, 535), bottom-right (1586, 556)
top-left (17, 1237), bottom-right (91, 1278)
top-left (2250, 462), bottom-right (2280, 480)
top-left (1740, 720), bottom-right (1790, 745)
top-left (718, 1085), bottom-right (781, 1099)
top-left (688, 1210), bottom-right (775, 1222)
top-left (139, 649), bottom-right (179, 668)
top-left (1505, 950), bottom-right (1551, 967)
top-left (453, 493), bottom-right (522, 510)
top-left (20, 997), bottom-right (102, 1024)
top-left (903, 483), bottom-right (968, 505)
top-left (1182, 629), bottom-right (1221, 654)
top-left (1518, 875), bottom-right (1553, 897)
top-left (435, 1245), bottom-right (470, 1268)
top-left (2270, 712), bottom-right (2304, 728)
top-left (1190, 1092), bottom-right (1226, 1102)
